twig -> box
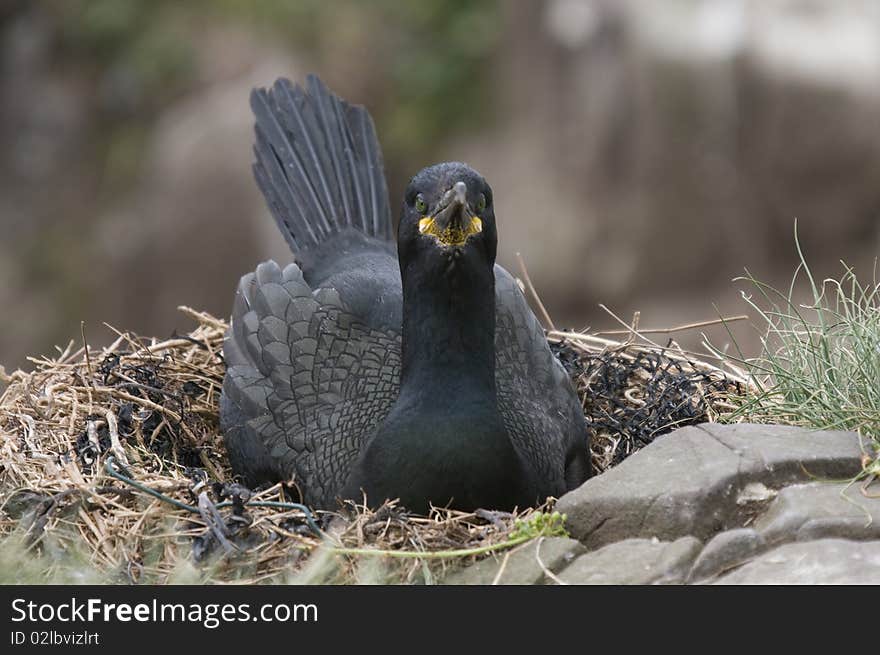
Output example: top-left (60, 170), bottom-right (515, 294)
top-left (70, 386), bottom-right (182, 420)
top-left (81, 322), bottom-right (93, 384)
top-left (491, 550), bottom-right (512, 585)
top-left (198, 491), bottom-right (237, 555)
top-left (597, 315), bottom-right (749, 336)
top-left (599, 304), bottom-right (662, 348)
top-left (534, 537), bottom-right (567, 585)
top-left (178, 306), bottom-right (228, 330)
top-left (515, 252), bottom-right (555, 331)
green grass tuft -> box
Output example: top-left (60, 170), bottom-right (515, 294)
top-left (710, 224), bottom-right (880, 458)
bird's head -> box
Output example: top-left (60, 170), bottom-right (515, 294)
top-left (397, 162), bottom-right (497, 277)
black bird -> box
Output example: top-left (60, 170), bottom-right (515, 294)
top-left (220, 75), bottom-right (590, 513)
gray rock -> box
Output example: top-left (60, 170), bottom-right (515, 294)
top-left (557, 537), bottom-right (702, 585)
top-left (443, 537), bottom-right (585, 585)
top-left (687, 528), bottom-right (766, 582)
top-left (754, 482), bottom-right (880, 544)
top-left (712, 539), bottom-right (880, 584)
top-left (557, 423), bottom-right (863, 548)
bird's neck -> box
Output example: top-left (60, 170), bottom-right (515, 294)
top-left (399, 260), bottom-right (496, 399)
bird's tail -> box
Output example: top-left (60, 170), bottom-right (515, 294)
top-left (250, 75), bottom-right (393, 254)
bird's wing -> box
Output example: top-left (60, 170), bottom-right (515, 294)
top-left (220, 259), bottom-right (401, 508)
top-left (493, 265), bottom-right (590, 496)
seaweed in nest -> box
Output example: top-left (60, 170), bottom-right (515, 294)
top-left (550, 335), bottom-right (746, 473)
top-left (94, 349), bottom-right (208, 468)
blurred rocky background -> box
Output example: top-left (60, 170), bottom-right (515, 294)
top-left (2, 0), bottom-right (879, 370)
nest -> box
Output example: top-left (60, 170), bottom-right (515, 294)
top-left (0, 306), bottom-right (744, 584)
top-left (549, 330), bottom-right (746, 472)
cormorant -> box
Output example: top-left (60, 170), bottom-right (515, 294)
top-left (220, 75), bottom-right (590, 513)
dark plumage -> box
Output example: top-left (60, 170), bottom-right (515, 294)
top-left (220, 75), bottom-right (591, 513)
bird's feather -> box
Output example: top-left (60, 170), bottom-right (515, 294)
top-left (250, 75), bottom-right (391, 253)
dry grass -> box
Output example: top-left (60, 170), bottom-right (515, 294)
top-left (0, 307), bottom-right (236, 582)
top-left (0, 306), bottom-right (743, 584)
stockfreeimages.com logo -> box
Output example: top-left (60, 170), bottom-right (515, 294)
top-left (11, 598), bottom-right (318, 630)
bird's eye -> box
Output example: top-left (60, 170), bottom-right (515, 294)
top-left (414, 194), bottom-right (427, 214)
top-left (476, 193), bottom-right (487, 213)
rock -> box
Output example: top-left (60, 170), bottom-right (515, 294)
top-left (754, 482), bottom-right (880, 544)
top-left (443, 537), bottom-right (585, 585)
top-left (687, 528), bottom-right (766, 582)
top-left (556, 423), bottom-right (863, 549)
top-left (712, 539), bottom-right (880, 584)
top-left (736, 482), bottom-right (777, 504)
top-left (557, 537), bottom-right (702, 585)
